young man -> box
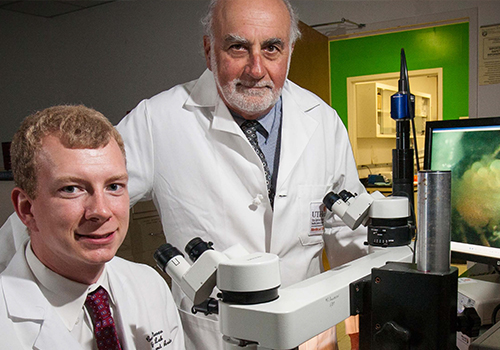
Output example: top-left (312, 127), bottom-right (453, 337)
top-left (0, 105), bottom-right (184, 350)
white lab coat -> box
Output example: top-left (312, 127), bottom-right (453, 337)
top-left (0, 211), bottom-right (29, 272)
top-left (0, 243), bottom-right (185, 350)
top-left (116, 69), bottom-right (368, 349)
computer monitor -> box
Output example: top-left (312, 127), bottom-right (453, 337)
top-left (424, 117), bottom-right (500, 267)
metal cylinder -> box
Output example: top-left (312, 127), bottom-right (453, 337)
top-left (417, 170), bottom-right (452, 273)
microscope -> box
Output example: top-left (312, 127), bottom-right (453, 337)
top-left (155, 183), bottom-right (476, 349)
top-left (155, 235), bottom-right (414, 349)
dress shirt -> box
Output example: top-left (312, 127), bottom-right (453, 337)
top-left (26, 243), bottom-right (117, 350)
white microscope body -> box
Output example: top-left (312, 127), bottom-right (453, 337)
top-left (155, 191), bottom-right (413, 349)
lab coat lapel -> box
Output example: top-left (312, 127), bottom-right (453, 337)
top-left (2, 250), bottom-right (83, 350)
top-left (185, 71), bottom-right (324, 193)
top-left (184, 68), bottom-right (257, 169)
top-left (106, 260), bottom-right (141, 347)
top-left (277, 82), bottom-right (320, 190)
top-left (184, 69), bottom-right (243, 136)
top-left (184, 69), bottom-right (273, 205)
top-left (184, 69), bottom-right (219, 109)
top-left (35, 315), bottom-right (83, 350)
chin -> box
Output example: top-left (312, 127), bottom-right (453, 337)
top-left (84, 250), bottom-right (118, 265)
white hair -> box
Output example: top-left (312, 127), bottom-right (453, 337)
top-left (201, 0), bottom-right (302, 45)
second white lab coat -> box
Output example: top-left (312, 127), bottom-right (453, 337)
top-left (0, 244), bottom-right (185, 350)
top-left (116, 69), bottom-right (368, 349)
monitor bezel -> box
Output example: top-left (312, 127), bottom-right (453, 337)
top-left (424, 117), bottom-right (500, 267)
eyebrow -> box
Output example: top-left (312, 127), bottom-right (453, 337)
top-left (224, 34), bottom-right (285, 49)
top-left (106, 174), bottom-right (129, 184)
top-left (224, 34), bottom-right (250, 46)
top-left (262, 37), bottom-right (285, 49)
top-left (54, 173), bottom-right (129, 186)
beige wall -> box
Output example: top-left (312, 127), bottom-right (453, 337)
top-left (288, 21), bottom-right (330, 104)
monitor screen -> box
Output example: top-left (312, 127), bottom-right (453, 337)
top-left (424, 117), bottom-right (500, 266)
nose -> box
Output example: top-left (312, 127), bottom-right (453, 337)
top-left (85, 191), bottom-right (112, 222)
top-left (245, 52), bottom-right (265, 80)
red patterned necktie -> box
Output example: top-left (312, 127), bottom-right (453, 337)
top-left (85, 286), bottom-right (122, 350)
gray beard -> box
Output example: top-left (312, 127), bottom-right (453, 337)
top-left (211, 52), bottom-right (283, 116)
top-left (218, 78), bottom-right (281, 116)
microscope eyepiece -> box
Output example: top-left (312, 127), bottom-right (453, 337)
top-left (339, 190), bottom-right (355, 202)
top-left (154, 243), bottom-right (184, 271)
top-left (185, 237), bottom-right (214, 262)
top-left (323, 191), bottom-right (341, 210)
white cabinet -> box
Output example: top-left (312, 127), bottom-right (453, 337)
top-left (413, 93), bottom-right (431, 136)
top-left (356, 82), bottom-right (431, 139)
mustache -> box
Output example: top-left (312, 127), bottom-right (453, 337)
top-left (234, 79), bottom-right (275, 89)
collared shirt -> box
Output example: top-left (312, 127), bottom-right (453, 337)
top-left (231, 97), bottom-right (282, 180)
top-left (25, 243), bottom-right (118, 350)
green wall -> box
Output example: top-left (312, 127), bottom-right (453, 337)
top-left (329, 22), bottom-right (469, 127)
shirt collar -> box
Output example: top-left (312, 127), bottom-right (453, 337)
top-left (231, 97), bottom-right (282, 139)
top-left (25, 242), bottom-right (112, 331)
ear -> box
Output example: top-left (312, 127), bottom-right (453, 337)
top-left (11, 187), bottom-right (38, 233)
top-left (203, 35), bottom-right (212, 71)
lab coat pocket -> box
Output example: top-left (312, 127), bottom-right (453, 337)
top-left (297, 184), bottom-right (329, 246)
top-left (178, 308), bottom-right (221, 350)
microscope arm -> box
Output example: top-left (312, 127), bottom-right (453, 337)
top-left (218, 245), bottom-right (413, 350)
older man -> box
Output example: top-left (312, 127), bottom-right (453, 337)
top-left (0, 105), bottom-right (184, 350)
top-left (115, 0), bottom-right (367, 348)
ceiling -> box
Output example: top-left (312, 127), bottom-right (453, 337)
top-left (0, 1), bottom-right (116, 18)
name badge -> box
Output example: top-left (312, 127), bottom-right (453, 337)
top-left (310, 201), bottom-right (326, 236)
